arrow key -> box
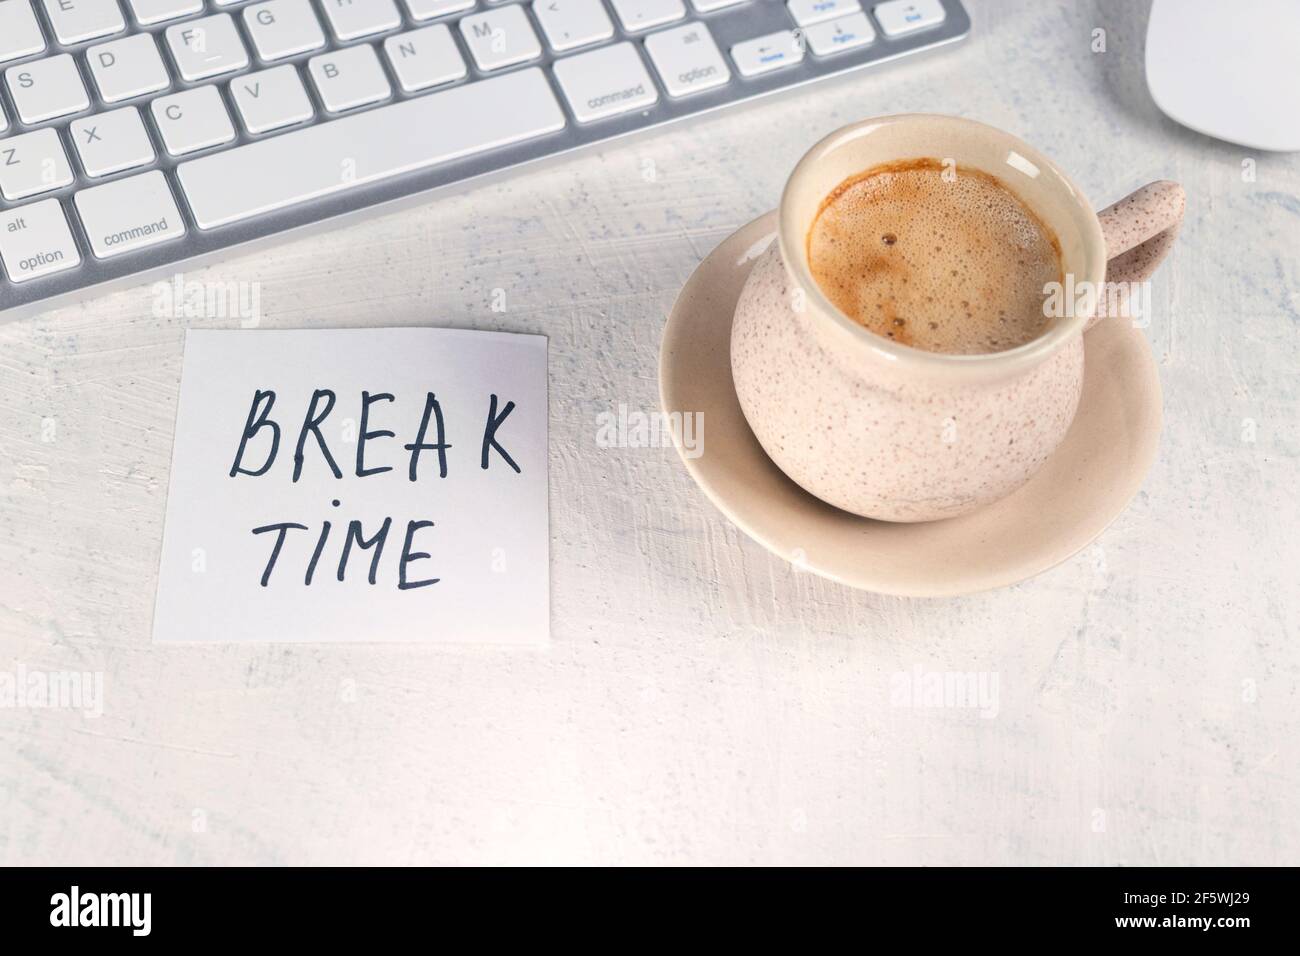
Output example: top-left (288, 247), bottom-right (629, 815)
top-left (731, 30), bottom-right (805, 77)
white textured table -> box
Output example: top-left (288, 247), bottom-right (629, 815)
top-left (2, 0), bottom-right (1297, 866)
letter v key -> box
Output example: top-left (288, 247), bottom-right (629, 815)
top-left (230, 65), bottom-right (315, 135)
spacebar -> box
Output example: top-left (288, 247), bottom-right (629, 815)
top-left (176, 68), bottom-right (567, 229)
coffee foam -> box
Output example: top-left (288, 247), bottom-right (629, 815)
top-left (806, 159), bottom-right (1063, 355)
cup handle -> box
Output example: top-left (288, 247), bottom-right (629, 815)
top-left (1086, 180), bottom-right (1185, 330)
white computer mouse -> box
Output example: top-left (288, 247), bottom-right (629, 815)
top-left (1146, 0), bottom-right (1300, 151)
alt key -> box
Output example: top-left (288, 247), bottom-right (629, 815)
top-left (0, 199), bottom-right (82, 284)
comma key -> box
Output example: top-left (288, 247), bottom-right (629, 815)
top-left (0, 199), bottom-right (81, 283)
top-left (74, 170), bottom-right (187, 259)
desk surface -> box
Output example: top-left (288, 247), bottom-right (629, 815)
top-left (2, 0), bottom-right (1297, 865)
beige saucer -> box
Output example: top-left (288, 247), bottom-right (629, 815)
top-left (658, 212), bottom-right (1163, 596)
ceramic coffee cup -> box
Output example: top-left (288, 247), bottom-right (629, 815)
top-left (731, 114), bottom-right (1184, 522)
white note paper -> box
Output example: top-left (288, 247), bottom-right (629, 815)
top-left (153, 329), bottom-right (549, 644)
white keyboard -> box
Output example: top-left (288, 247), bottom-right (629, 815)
top-left (0, 0), bottom-right (968, 321)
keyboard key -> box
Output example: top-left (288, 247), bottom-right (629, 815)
top-left (788, 0), bottom-right (858, 26)
top-left (127, 0), bottom-right (203, 24)
top-left (5, 54), bottom-right (90, 124)
top-left (243, 0), bottom-right (327, 61)
top-left (805, 11), bottom-right (873, 54)
top-left (872, 0), bottom-right (944, 36)
top-left (165, 14), bottom-right (249, 81)
top-left (74, 170), bottom-right (186, 258)
top-left (0, 1), bottom-right (47, 65)
top-left (608, 0), bottom-right (684, 31)
top-left (460, 5), bottom-right (542, 71)
top-left (0, 102), bottom-right (6, 134)
top-left (0, 199), bottom-right (80, 283)
top-left (87, 33), bottom-right (170, 103)
top-left (730, 30), bottom-right (804, 76)
top-left (0, 128), bottom-right (74, 200)
top-left (403, 0), bottom-right (473, 19)
top-left (151, 85), bottom-right (237, 155)
top-left (532, 0), bottom-right (613, 53)
top-left (176, 67), bottom-right (565, 229)
top-left (690, 0), bottom-right (745, 10)
top-left (645, 21), bottom-right (729, 97)
top-left (383, 26), bottom-right (467, 92)
top-left (41, 0), bottom-right (124, 44)
top-left (318, 0), bottom-right (401, 40)
top-left (231, 64), bottom-right (315, 133)
top-left (551, 41), bottom-right (657, 122)
top-left (308, 43), bottom-right (392, 112)
top-left (70, 107), bottom-right (156, 177)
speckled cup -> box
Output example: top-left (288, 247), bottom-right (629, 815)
top-left (731, 114), bottom-right (1184, 522)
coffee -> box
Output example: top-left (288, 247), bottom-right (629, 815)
top-left (806, 159), bottom-right (1062, 354)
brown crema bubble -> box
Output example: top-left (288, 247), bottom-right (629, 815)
top-left (805, 158), bottom-right (1063, 355)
